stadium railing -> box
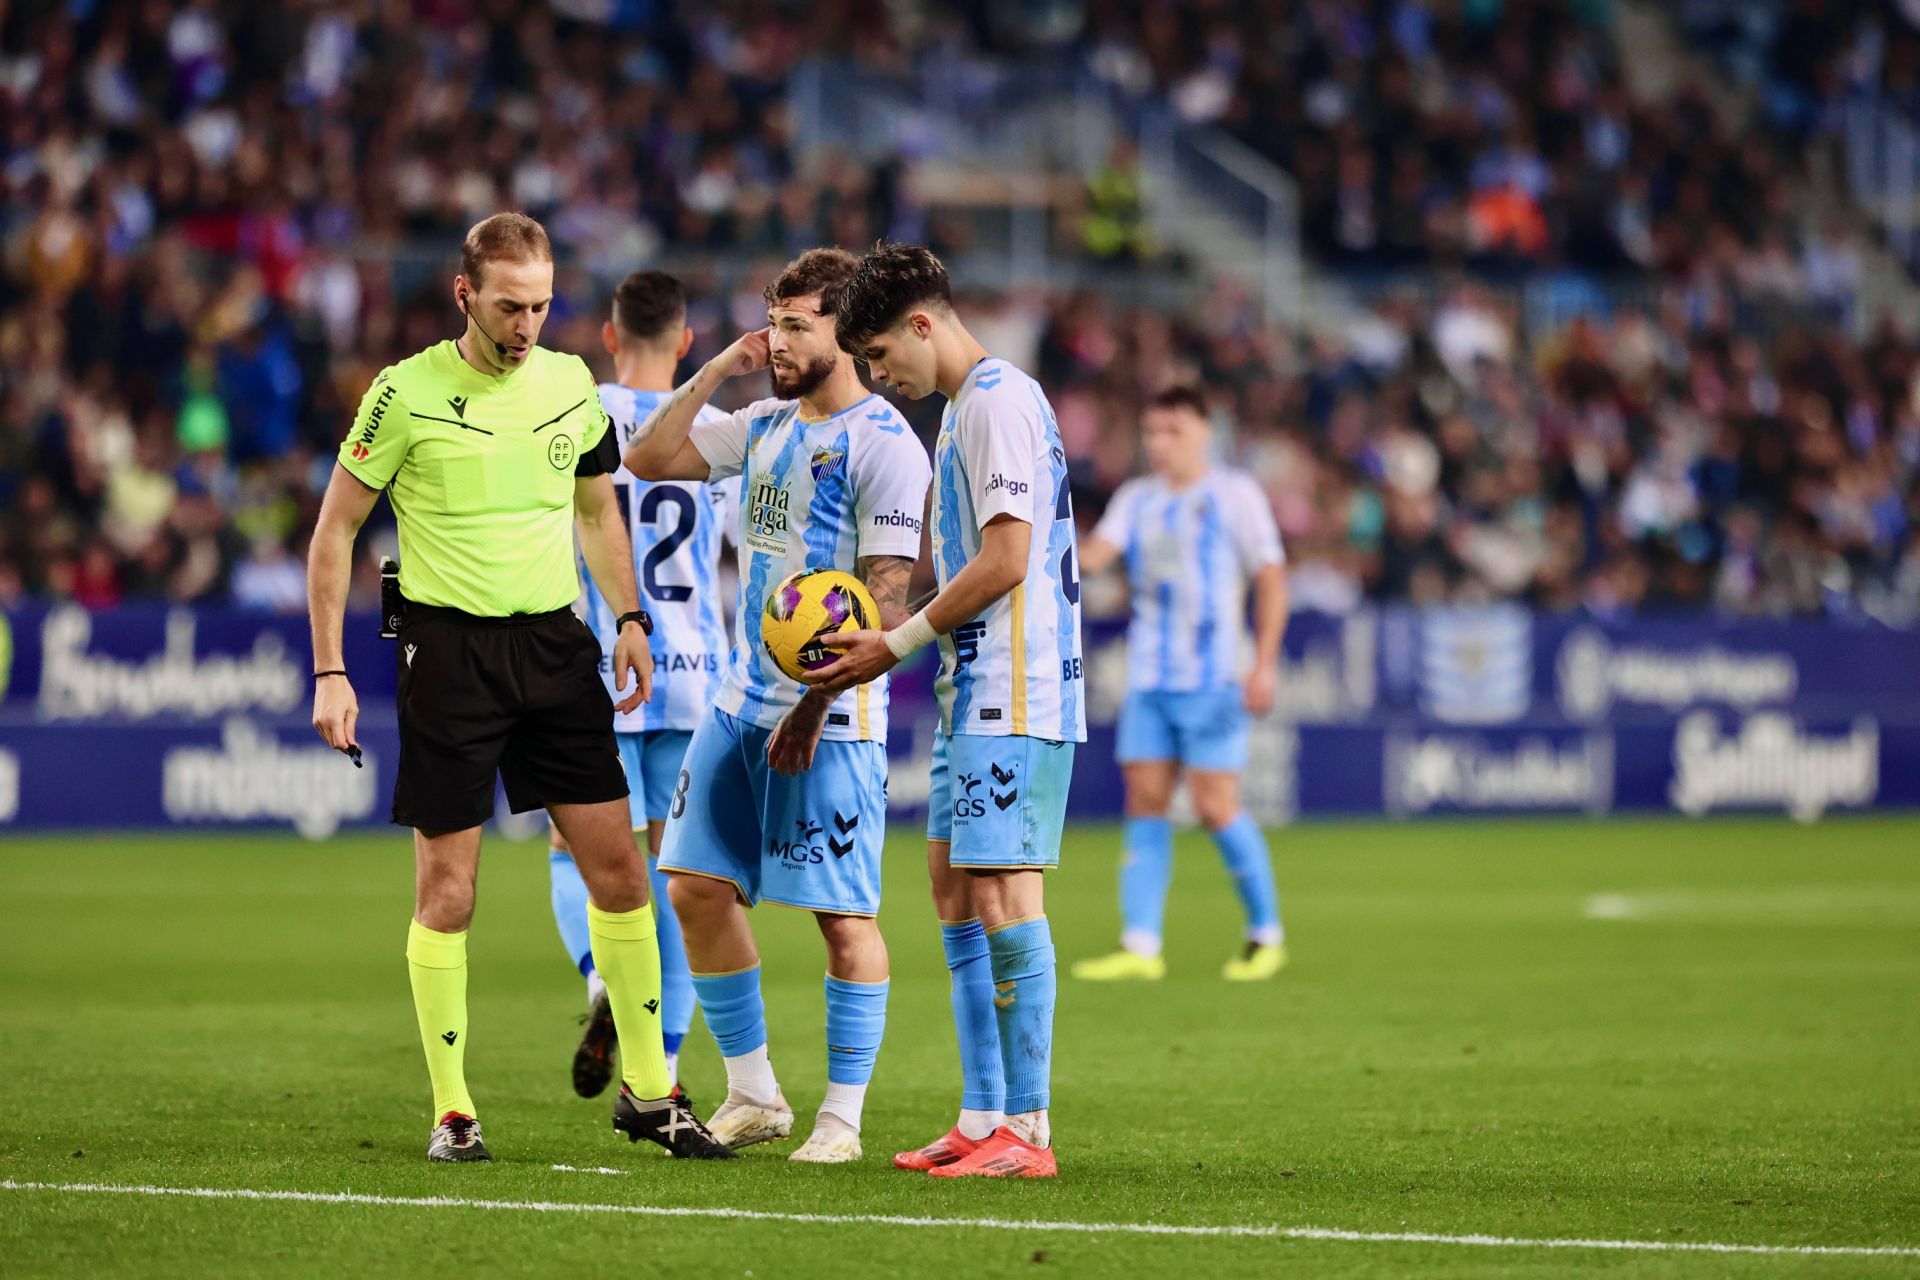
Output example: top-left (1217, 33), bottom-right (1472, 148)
top-left (787, 54), bottom-right (1307, 324)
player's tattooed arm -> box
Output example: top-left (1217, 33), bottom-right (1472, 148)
top-left (857, 554), bottom-right (915, 631)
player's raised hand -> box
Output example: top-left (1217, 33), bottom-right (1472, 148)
top-left (612, 622), bottom-right (654, 713)
top-left (801, 629), bottom-right (899, 694)
top-left (312, 675), bottom-right (360, 755)
top-left (1244, 664), bottom-right (1278, 718)
top-left (718, 327), bottom-right (771, 378)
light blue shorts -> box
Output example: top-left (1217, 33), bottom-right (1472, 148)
top-left (1116, 688), bottom-right (1249, 772)
top-left (926, 731), bottom-right (1075, 871)
top-left (658, 707), bottom-right (886, 916)
top-left (617, 730), bottom-right (695, 826)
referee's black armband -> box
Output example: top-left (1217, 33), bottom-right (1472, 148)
top-left (575, 428), bottom-right (619, 477)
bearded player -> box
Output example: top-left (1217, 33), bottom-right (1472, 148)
top-left (625, 248), bottom-right (931, 1163)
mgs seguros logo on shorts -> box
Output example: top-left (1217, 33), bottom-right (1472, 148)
top-left (770, 817), bottom-right (826, 866)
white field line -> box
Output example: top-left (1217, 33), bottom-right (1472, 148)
top-left (4, 1179), bottom-right (1918, 1260)
top-left (1582, 886), bottom-right (1920, 923)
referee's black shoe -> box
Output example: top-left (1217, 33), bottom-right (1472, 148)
top-left (572, 989), bottom-right (618, 1098)
top-left (613, 1085), bottom-right (735, 1159)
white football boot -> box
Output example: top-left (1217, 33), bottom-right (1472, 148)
top-left (789, 1113), bottom-right (862, 1164)
top-left (705, 1091), bottom-right (794, 1150)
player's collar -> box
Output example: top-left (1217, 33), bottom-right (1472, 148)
top-left (796, 392), bottom-right (881, 425)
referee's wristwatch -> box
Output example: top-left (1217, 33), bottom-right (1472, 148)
top-left (616, 609), bottom-right (653, 637)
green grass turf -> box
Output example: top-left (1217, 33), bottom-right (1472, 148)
top-left (1, 817), bottom-right (1918, 1277)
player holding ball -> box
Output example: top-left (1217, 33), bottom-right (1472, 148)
top-left (624, 249), bottom-right (930, 1164)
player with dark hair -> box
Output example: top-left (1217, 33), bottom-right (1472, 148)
top-left (1071, 384), bottom-right (1291, 983)
top-left (547, 270), bottom-right (738, 1102)
top-left (625, 248), bottom-right (931, 1163)
top-left (308, 213), bottom-right (728, 1163)
top-left (813, 242), bottom-right (1084, 1178)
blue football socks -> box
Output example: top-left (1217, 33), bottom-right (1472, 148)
top-left (939, 919), bottom-right (1004, 1118)
top-left (690, 965), bottom-right (768, 1057)
top-left (823, 975), bottom-right (889, 1085)
top-left (547, 847), bottom-right (595, 977)
top-left (1213, 813), bottom-right (1283, 943)
top-left (819, 974), bottom-right (889, 1130)
top-left (1119, 816), bottom-right (1174, 952)
top-left (985, 916), bottom-right (1056, 1118)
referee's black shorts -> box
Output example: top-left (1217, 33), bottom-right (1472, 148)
top-left (391, 604), bottom-right (627, 832)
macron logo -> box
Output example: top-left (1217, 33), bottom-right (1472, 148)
top-left (985, 473), bottom-right (1028, 498)
top-left (871, 510), bottom-right (923, 534)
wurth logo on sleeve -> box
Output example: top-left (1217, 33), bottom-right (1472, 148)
top-left (353, 384), bottom-right (398, 454)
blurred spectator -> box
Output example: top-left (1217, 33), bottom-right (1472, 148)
top-left (1, 0), bottom-right (1916, 629)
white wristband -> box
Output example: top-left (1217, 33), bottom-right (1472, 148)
top-left (883, 610), bottom-right (938, 660)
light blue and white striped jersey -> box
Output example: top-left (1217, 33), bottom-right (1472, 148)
top-left (579, 384), bottom-right (738, 733)
top-left (931, 357), bottom-right (1086, 742)
top-left (1093, 468), bottom-right (1285, 694)
top-left (692, 392), bottom-right (930, 742)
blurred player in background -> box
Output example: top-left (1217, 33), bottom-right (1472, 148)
top-left (626, 249), bottom-right (930, 1164)
top-left (550, 271), bottom-right (737, 1103)
top-left (821, 242), bottom-right (1085, 1179)
top-left (1069, 385), bottom-right (1290, 983)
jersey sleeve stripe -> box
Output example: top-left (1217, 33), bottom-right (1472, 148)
top-left (1010, 581), bottom-right (1028, 736)
top-left (856, 680), bottom-right (871, 740)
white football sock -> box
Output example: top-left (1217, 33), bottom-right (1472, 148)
top-left (1004, 1108), bottom-right (1050, 1148)
top-left (664, 1050), bottom-right (679, 1085)
top-left (957, 1107), bottom-right (1003, 1141)
top-left (1121, 928), bottom-right (1163, 958)
top-left (1248, 924), bottom-right (1283, 947)
top-left (585, 970), bottom-right (606, 1007)
top-left (816, 1082), bottom-right (867, 1131)
top-left (723, 1044), bottom-right (780, 1105)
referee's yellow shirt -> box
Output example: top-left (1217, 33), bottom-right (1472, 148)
top-left (337, 340), bottom-right (612, 618)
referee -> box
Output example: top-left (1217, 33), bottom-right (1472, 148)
top-left (307, 212), bottom-right (728, 1163)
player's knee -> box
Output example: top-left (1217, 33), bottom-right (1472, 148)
top-left (929, 882), bottom-right (970, 923)
top-left (1194, 793), bottom-right (1241, 831)
top-left (589, 862), bottom-right (649, 913)
top-left (1123, 768), bottom-right (1176, 816)
top-left (818, 914), bottom-right (886, 977)
top-left (414, 876), bottom-right (475, 932)
top-left (1124, 792), bottom-right (1172, 819)
top-left (667, 872), bottom-right (729, 924)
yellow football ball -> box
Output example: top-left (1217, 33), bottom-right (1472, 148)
top-left (761, 568), bottom-right (879, 682)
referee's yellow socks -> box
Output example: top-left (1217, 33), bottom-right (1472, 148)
top-left (405, 919), bottom-right (476, 1120)
top-left (587, 901), bottom-right (673, 1099)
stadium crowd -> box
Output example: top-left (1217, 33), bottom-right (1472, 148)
top-left (2, 0), bottom-right (1917, 624)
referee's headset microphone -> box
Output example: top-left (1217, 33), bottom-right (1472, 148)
top-left (459, 289), bottom-right (510, 356)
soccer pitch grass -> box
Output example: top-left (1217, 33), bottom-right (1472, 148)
top-left (2, 819), bottom-right (1917, 1277)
